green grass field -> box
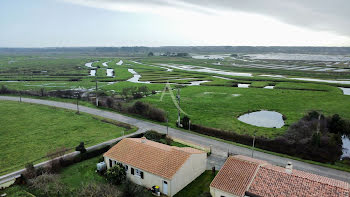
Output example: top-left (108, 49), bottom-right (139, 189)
top-left (0, 101), bottom-right (136, 175)
top-left (141, 84), bottom-right (350, 138)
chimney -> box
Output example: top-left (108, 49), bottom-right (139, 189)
top-left (285, 162), bottom-right (293, 174)
top-left (141, 137), bottom-right (147, 143)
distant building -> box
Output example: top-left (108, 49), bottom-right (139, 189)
top-left (104, 137), bottom-right (207, 196)
top-left (210, 155), bottom-right (350, 197)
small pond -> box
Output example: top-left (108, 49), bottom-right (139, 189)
top-left (102, 62), bottom-right (109, 67)
top-left (264, 86), bottom-right (274, 89)
top-left (238, 84), bottom-right (250, 88)
top-left (339, 87), bottom-right (350, 95)
top-left (106, 69), bottom-right (114, 77)
top-left (116, 60), bottom-right (123, 65)
top-left (238, 110), bottom-right (285, 128)
top-left (127, 69), bottom-right (150, 84)
top-left (90, 70), bottom-right (96, 76)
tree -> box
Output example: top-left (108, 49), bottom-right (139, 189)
top-left (182, 116), bottom-right (190, 129)
top-left (106, 163), bottom-right (126, 185)
top-left (147, 52), bottom-right (154, 57)
top-left (138, 86), bottom-right (149, 96)
top-left (328, 114), bottom-right (346, 134)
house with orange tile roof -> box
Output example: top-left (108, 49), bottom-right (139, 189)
top-left (210, 155), bottom-right (350, 197)
top-left (103, 137), bottom-right (207, 196)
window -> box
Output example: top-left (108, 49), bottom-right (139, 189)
top-left (132, 168), bottom-right (144, 179)
top-left (109, 159), bottom-right (112, 168)
top-left (135, 169), bottom-right (142, 177)
top-left (125, 165), bottom-right (128, 172)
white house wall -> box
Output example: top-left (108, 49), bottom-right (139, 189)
top-left (104, 156), bottom-right (171, 195)
top-left (170, 153), bottom-right (207, 196)
top-left (210, 187), bottom-right (239, 197)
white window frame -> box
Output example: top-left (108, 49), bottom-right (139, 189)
top-left (135, 169), bottom-right (142, 178)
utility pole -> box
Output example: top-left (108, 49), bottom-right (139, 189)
top-left (176, 88), bottom-right (181, 127)
top-left (252, 130), bottom-right (256, 158)
top-left (167, 111), bottom-right (169, 135)
top-left (95, 68), bottom-right (98, 106)
top-left (76, 95), bottom-right (80, 114)
top-left (316, 114), bottom-right (321, 135)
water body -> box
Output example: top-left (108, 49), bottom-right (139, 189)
top-left (116, 60), bottom-right (123, 65)
top-left (90, 70), bottom-right (96, 76)
top-left (342, 136), bottom-right (350, 158)
top-left (238, 84), bottom-right (250, 88)
top-left (127, 69), bottom-right (150, 84)
top-left (238, 110), bottom-right (285, 128)
top-left (339, 88), bottom-right (350, 95)
top-left (290, 78), bottom-right (350, 85)
top-left (102, 62), bottom-right (109, 67)
top-left (247, 53), bottom-right (350, 61)
top-left (213, 76), bottom-right (234, 80)
top-left (192, 54), bottom-right (230, 60)
top-left (159, 64), bottom-right (252, 77)
top-left (188, 81), bottom-right (210, 86)
top-left (85, 61), bottom-right (98, 68)
top-left (264, 86), bottom-right (274, 89)
top-left (106, 69), bottom-right (114, 77)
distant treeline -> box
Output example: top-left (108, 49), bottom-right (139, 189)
top-left (1, 46), bottom-right (350, 55)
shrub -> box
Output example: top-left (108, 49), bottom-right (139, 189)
top-left (29, 173), bottom-right (67, 196)
top-left (128, 101), bottom-right (166, 122)
top-left (78, 182), bottom-right (121, 197)
top-left (181, 116), bottom-right (190, 129)
top-left (165, 135), bottom-right (173, 145)
top-left (0, 85), bottom-right (10, 94)
top-left (144, 130), bottom-right (164, 142)
top-left (121, 179), bottom-right (147, 197)
top-left (24, 163), bottom-right (36, 179)
top-left (75, 142), bottom-right (87, 153)
top-left (106, 163), bottom-right (126, 185)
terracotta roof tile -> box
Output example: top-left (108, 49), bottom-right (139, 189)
top-left (210, 156), bottom-right (263, 196)
top-left (210, 155), bottom-right (350, 197)
top-left (248, 164), bottom-right (350, 197)
top-left (103, 138), bottom-right (205, 179)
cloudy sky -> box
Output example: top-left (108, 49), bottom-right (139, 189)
top-left (1, 0), bottom-right (350, 47)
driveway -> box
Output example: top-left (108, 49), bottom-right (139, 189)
top-left (1, 96), bottom-right (349, 183)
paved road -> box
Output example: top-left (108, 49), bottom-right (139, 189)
top-left (1, 96), bottom-right (350, 183)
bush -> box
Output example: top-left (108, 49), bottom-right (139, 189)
top-left (121, 179), bottom-right (147, 197)
top-left (144, 130), bottom-right (164, 142)
top-left (24, 163), bottom-right (36, 179)
top-left (29, 173), bottom-right (67, 196)
top-left (189, 122), bottom-right (343, 163)
top-left (128, 101), bottom-right (166, 122)
top-left (78, 182), bottom-right (121, 197)
top-left (106, 163), bottom-right (126, 185)
top-left (0, 85), bottom-right (10, 94)
top-left (76, 142), bottom-right (87, 153)
top-left (165, 135), bottom-right (173, 145)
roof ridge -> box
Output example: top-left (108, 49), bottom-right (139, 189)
top-left (245, 163), bottom-right (264, 196)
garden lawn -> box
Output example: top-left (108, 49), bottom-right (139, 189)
top-left (174, 170), bottom-right (216, 197)
top-left (0, 101), bottom-right (136, 175)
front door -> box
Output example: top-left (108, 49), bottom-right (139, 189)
top-left (163, 180), bottom-right (168, 195)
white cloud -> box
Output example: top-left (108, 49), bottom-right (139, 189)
top-left (61, 0), bottom-right (350, 46)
